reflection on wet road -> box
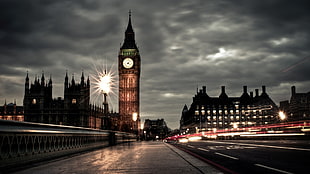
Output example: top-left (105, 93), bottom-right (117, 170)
top-left (14, 141), bottom-right (219, 174)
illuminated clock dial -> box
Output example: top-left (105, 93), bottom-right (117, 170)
top-left (123, 58), bottom-right (134, 68)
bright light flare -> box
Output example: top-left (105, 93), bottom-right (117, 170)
top-left (99, 74), bottom-right (111, 93)
top-left (92, 65), bottom-right (116, 95)
top-left (90, 60), bottom-right (117, 109)
top-left (132, 112), bottom-right (138, 121)
top-left (279, 111), bottom-right (286, 120)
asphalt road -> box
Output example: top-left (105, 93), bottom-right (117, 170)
top-left (172, 140), bottom-right (310, 174)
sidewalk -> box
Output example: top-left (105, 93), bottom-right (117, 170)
top-left (13, 141), bottom-right (222, 174)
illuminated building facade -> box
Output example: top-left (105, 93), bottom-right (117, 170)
top-left (280, 86), bottom-right (310, 121)
top-left (0, 101), bottom-right (24, 121)
top-left (118, 12), bottom-right (141, 132)
top-left (180, 86), bottom-right (279, 133)
top-left (23, 72), bottom-right (106, 129)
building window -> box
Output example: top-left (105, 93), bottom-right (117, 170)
top-left (72, 99), bottom-right (77, 104)
top-left (201, 110), bottom-right (205, 115)
top-left (32, 99), bottom-right (36, 104)
top-left (195, 110), bottom-right (199, 116)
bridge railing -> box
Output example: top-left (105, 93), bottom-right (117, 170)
top-left (0, 119), bottom-right (136, 170)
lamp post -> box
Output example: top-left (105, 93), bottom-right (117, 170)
top-left (132, 112), bottom-right (138, 134)
top-left (99, 70), bottom-right (111, 129)
top-left (140, 121), bottom-right (144, 141)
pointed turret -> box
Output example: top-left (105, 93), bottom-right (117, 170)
top-left (41, 71), bottom-right (45, 86)
top-left (48, 74), bottom-right (52, 87)
top-left (81, 71), bottom-right (85, 87)
top-left (65, 70), bottom-right (69, 89)
top-left (121, 10), bottom-right (137, 49)
top-left (87, 76), bottom-right (90, 88)
top-left (71, 74), bottom-right (75, 86)
top-left (35, 75), bottom-right (39, 85)
top-left (182, 104), bottom-right (188, 113)
top-left (25, 71), bottom-right (29, 93)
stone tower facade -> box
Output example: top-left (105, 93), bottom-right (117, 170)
top-left (118, 12), bottom-right (141, 132)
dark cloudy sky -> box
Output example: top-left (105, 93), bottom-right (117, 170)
top-left (1, 0), bottom-right (309, 129)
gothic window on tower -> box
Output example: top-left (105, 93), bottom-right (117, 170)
top-left (32, 99), bottom-right (36, 104)
top-left (72, 99), bottom-right (77, 104)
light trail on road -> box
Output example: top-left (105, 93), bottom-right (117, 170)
top-left (203, 140), bottom-right (310, 152)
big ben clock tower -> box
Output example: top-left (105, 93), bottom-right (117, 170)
top-left (118, 12), bottom-right (141, 132)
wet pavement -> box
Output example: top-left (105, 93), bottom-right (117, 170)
top-left (13, 141), bottom-right (222, 174)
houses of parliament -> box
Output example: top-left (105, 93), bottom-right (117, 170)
top-left (1, 13), bottom-right (142, 131)
top-left (22, 71), bottom-right (109, 129)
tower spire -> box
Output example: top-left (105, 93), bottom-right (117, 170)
top-left (121, 10), bottom-right (137, 49)
top-left (25, 71), bottom-right (29, 92)
top-left (49, 74), bottom-right (52, 86)
top-left (81, 71), bottom-right (85, 86)
top-left (65, 70), bottom-right (69, 89)
top-left (41, 71), bottom-right (45, 86)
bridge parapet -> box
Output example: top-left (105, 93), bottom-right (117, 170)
top-left (0, 120), bottom-right (135, 170)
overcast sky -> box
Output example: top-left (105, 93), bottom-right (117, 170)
top-left (1, 0), bottom-right (309, 129)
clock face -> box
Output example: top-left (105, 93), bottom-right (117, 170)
top-left (123, 58), bottom-right (134, 68)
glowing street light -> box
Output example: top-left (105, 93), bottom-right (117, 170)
top-left (279, 111), bottom-right (286, 120)
top-left (99, 72), bottom-right (111, 94)
top-left (140, 122), bottom-right (144, 130)
top-left (132, 112), bottom-right (138, 121)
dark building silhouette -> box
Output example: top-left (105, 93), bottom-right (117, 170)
top-left (23, 72), bottom-right (108, 129)
top-left (280, 86), bottom-right (310, 121)
top-left (118, 12), bottom-right (141, 132)
top-left (143, 119), bottom-right (169, 140)
top-left (0, 100), bottom-right (24, 121)
top-left (180, 85), bottom-right (279, 133)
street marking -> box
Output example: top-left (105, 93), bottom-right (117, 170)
top-left (255, 163), bottom-right (294, 174)
top-left (215, 152), bottom-right (239, 160)
top-left (187, 145), bottom-right (195, 148)
top-left (204, 140), bottom-right (310, 152)
top-left (197, 147), bottom-right (209, 152)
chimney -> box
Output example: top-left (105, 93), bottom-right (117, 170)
top-left (243, 86), bottom-right (247, 93)
top-left (221, 86), bottom-right (225, 94)
top-left (291, 86), bottom-right (296, 95)
top-left (202, 86), bottom-right (206, 94)
top-left (250, 91), bottom-right (253, 98)
top-left (255, 89), bottom-right (259, 97)
top-left (262, 85), bottom-right (266, 93)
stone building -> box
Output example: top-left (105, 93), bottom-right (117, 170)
top-left (23, 72), bottom-right (110, 129)
top-left (0, 101), bottom-right (24, 121)
top-left (180, 85), bottom-right (279, 133)
top-left (280, 86), bottom-right (310, 121)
